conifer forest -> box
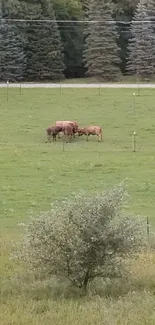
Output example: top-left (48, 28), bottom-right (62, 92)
top-left (0, 0), bottom-right (155, 81)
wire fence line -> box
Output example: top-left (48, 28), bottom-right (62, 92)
top-left (0, 82), bottom-right (155, 89)
top-left (1, 19), bottom-right (155, 24)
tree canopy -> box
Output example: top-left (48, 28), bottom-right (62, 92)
top-left (13, 183), bottom-right (147, 290)
top-left (0, 0), bottom-right (154, 81)
top-left (127, 0), bottom-right (155, 79)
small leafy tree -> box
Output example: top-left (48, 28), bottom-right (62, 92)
top-left (14, 183), bottom-right (146, 290)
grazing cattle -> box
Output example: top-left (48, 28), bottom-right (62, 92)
top-left (45, 125), bottom-right (62, 142)
top-left (55, 120), bottom-right (78, 138)
top-left (62, 124), bottom-right (73, 143)
top-left (77, 126), bottom-right (103, 142)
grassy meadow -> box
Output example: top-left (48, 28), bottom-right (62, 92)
top-left (1, 86), bottom-right (155, 324)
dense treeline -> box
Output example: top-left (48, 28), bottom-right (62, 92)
top-left (0, 0), bottom-right (154, 81)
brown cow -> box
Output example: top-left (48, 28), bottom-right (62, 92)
top-left (62, 124), bottom-right (73, 143)
top-left (77, 126), bottom-right (103, 142)
top-left (45, 125), bottom-right (62, 142)
top-left (55, 120), bottom-right (78, 138)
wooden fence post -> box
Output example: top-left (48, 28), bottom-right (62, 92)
top-left (133, 91), bottom-right (136, 115)
top-left (98, 83), bottom-right (101, 96)
top-left (147, 216), bottom-right (150, 242)
top-left (132, 131), bottom-right (137, 152)
top-left (6, 81), bottom-right (9, 101)
top-left (19, 82), bottom-right (22, 94)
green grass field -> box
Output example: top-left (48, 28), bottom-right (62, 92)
top-left (1, 87), bottom-right (155, 324)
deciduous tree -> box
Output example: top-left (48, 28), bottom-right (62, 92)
top-left (14, 183), bottom-right (146, 291)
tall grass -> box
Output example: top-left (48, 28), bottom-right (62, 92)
top-left (0, 252), bottom-right (155, 325)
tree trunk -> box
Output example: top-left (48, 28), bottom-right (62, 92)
top-left (83, 270), bottom-right (90, 291)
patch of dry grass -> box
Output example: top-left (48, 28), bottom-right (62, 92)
top-left (0, 252), bottom-right (155, 325)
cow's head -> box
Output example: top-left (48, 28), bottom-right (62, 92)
top-left (77, 127), bottom-right (84, 136)
top-left (46, 127), bottom-right (52, 136)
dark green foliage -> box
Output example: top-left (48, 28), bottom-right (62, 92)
top-left (53, 0), bottom-right (84, 78)
top-left (33, 21), bottom-right (65, 81)
top-left (127, 0), bottom-right (155, 79)
top-left (146, 0), bottom-right (155, 24)
top-left (83, 0), bottom-right (121, 81)
top-left (1, 0), bottom-right (155, 80)
top-left (0, 20), bottom-right (26, 81)
top-left (1, 0), bottom-right (65, 81)
top-left (24, 0), bottom-right (65, 80)
top-left (38, 0), bottom-right (65, 80)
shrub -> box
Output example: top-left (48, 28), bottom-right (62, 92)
top-left (13, 182), bottom-right (147, 290)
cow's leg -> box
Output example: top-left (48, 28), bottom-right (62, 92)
top-left (98, 132), bottom-right (102, 142)
top-left (65, 133), bottom-right (68, 143)
top-left (86, 134), bottom-right (89, 141)
top-left (66, 135), bottom-right (71, 143)
top-left (45, 136), bottom-right (49, 143)
top-left (48, 135), bottom-right (51, 143)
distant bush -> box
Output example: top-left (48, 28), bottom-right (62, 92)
top-left (13, 182), bottom-right (147, 290)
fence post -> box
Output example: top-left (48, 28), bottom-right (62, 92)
top-left (132, 131), bottom-right (137, 152)
top-left (137, 77), bottom-right (140, 96)
top-left (133, 91), bottom-right (136, 115)
top-left (60, 82), bottom-right (62, 95)
top-left (6, 81), bottom-right (9, 101)
top-left (98, 83), bottom-right (101, 96)
top-left (147, 216), bottom-right (150, 243)
top-left (19, 82), bottom-right (22, 94)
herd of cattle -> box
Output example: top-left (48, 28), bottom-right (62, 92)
top-left (46, 120), bottom-right (103, 143)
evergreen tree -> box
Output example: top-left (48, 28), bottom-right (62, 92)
top-left (23, 0), bottom-right (65, 80)
top-left (145, 0), bottom-right (155, 75)
top-left (127, 0), bottom-right (155, 79)
top-left (22, 1), bottom-right (43, 80)
top-left (83, 0), bottom-right (121, 81)
top-left (35, 0), bottom-right (65, 80)
top-left (53, 0), bottom-right (84, 78)
top-left (0, 19), bottom-right (26, 82)
top-left (145, 0), bottom-right (155, 25)
top-left (0, 1), bottom-right (2, 71)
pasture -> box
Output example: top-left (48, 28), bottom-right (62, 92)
top-left (1, 87), bottom-right (155, 324)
